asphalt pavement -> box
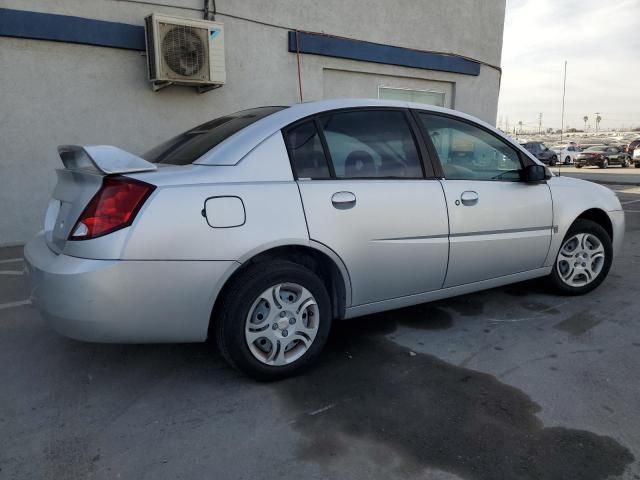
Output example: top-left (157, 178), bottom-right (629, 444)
top-left (1, 182), bottom-right (640, 479)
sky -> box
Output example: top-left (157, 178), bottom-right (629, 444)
top-left (497, 0), bottom-right (640, 132)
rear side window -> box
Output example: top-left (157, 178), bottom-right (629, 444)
top-left (143, 106), bottom-right (284, 165)
top-left (284, 121), bottom-right (331, 179)
top-left (319, 110), bottom-right (423, 179)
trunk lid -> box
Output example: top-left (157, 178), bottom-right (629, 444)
top-left (45, 145), bottom-right (157, 253)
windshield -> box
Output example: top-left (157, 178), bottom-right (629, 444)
top-left (142, 106), bottom-right (285, 165)
top-left (584, 146), bottom-right (607, 152)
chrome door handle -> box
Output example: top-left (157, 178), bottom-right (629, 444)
top-left (460, 190), bottom-right (479, 206)
top-left (331, 191), bottom-right (356, 209)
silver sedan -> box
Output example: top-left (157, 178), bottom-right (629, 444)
top-left (24, 99), bottom-right (625, 380)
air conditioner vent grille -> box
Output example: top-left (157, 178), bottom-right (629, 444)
top-left (161, 23), bottom-right (207, 79)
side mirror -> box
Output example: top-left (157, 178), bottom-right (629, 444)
top-left (522, 164), bottom-right (547, 183)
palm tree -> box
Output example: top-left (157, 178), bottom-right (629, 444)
top-left (596, 114), bottom-right (602, 132)
top-left (583, 116), bottom-right (588, 131)
top-left (518, 121), bottom-right (523, 134)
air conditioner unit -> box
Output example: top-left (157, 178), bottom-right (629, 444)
top-left (144, 13), bottom-right (226, 92)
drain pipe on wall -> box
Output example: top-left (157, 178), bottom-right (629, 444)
top-left (295, 30), bottom-right (304, 103)
top-left (204, 0), bottom-right (216, 21)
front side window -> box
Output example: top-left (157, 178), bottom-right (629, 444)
top-left (284, 121), bottom-right (331, 179)
top-left (418, 113), bottom-right (523, 181)
top-left (319, 110), bottom-right (423, 179)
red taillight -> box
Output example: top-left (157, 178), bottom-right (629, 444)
top-left (69, 176), bottom-right (155, 240)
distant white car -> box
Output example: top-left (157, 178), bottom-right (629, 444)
top-left (551, 144), bottom-right (581, 165)
top-left (633, 147), bottom-right (640, 168)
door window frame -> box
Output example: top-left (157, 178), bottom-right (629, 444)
top-left (410, 109), bottom-right (538, 181)
top-left (281, 107), bottom-right (440, 180)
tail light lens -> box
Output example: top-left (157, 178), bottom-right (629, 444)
top-left (69, 176), bottom-right (155, 240)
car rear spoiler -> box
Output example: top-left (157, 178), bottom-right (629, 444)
top-left (58, 145), bottom-right (157, 174)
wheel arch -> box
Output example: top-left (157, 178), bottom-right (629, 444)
top-left (208, 242), bottom-right (351, 340)
top-left (575, 208), bottom-right (613, 240)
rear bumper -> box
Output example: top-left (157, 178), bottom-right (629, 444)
top-left (24, 232), bottom-right (238, 343)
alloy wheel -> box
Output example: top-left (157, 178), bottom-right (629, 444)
top-left (245, 283), bottom-right (319, 366)
top-left (556, 233), bottom-right (605, 287)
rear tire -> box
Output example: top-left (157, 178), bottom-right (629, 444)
top-left (215, 260), bottom-right (332, 381)
top-left (549, 156), bottom-right (557, 167)
top-left (575, 165), bottom-right (583, 169)
top-left (547, 219), bottom-right (612, 296)
top-left (600, 159), bottom-right (608, 169)
top-left (564, 156), bottom-right (571, 165)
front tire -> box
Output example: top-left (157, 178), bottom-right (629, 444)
top-left (215, 260), bottom-right (332, 381)
top-left (564, 156), bottom-right (571, 165)
top-left (600, 159), bottom-right (609, 169)
top-left (548, 219), bottom-right (612, 295)
top-left (549, 156), bottom-right (557, 167)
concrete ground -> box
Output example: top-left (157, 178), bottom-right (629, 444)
top-left (2, 183), bottom-right (640, 480)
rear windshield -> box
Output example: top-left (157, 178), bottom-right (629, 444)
top-left (142, 106), bottom-right (285, 165)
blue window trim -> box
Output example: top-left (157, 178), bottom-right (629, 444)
top-left (0, 8), bottom-right (146, 51)
top-left (288, 31), bottom-right (480, 76)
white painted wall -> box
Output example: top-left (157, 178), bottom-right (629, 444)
top-left (0, 0), bottom-right (505, 245)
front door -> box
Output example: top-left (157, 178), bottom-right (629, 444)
top-left (416, 112), bottom-right (553, 287)
top-left (283, 109), bottom-right (449, 306)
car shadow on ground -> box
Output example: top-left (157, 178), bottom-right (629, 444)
top-left (273, 305), bottom-right (634, 479)
top-left (6, 278), bottom-right (634, 480)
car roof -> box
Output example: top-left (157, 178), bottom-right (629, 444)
top-left (193, 98), bottom-right (518, 166)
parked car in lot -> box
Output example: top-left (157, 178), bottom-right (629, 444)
top-left (634, 147), bottom-right (640, 168)
top-left (551, 144), bottom-right (581, 164)
top-left (575, 145), bottom-right (631, 168)
top-left (627, 138), bottom-right (640, 154)
top-left (520, 141), bottom-right (558, 166)
top-left (24, 99), bottom-right (625, 380)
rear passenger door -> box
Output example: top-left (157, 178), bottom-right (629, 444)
top-left (284, 109), bottom-right (449, 307)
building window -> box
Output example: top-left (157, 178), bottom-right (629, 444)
top-left (378, 86), bottom-right (445, 107)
